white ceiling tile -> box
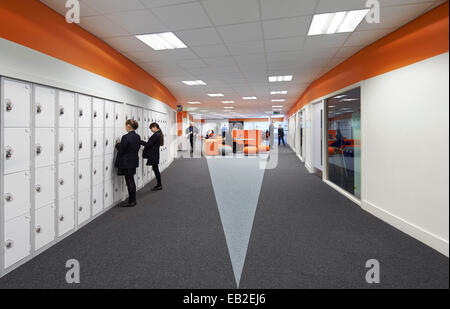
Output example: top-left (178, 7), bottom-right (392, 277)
top-left (177, 59), bottom-right (208, 69)
top-left (345, 28), bottom-right (395, 46)
top-left (140, 0), bottom-right (195, 8)
top-left (226, 41), bottom-right (265, 55)
top-left (175, 28), bottom-right (223, 46)
top-left (315, 0), bottom-right (367, 13)
top-left (260, 0), bottom-right (317, 19)
top-left (81, 0), bottom-right (145, 14)
top-left (79, 15), bottom-right (129, 38)
top-left (151, 2), bottom-right (212, 31)
top-left (262, 16), bottom-right (311, 39)
top-left (202, 0), bottom-right (260, 25)
top-left (303, 33), bottom-right (350, 49)
top-left (217, 22), bottom-right (263, 43)
top-left (265, 36), bottom-right (306, 53)
top-left (335, 46), bottom-right (364, 59)
top-left (234, 53), bottom-right (266, 66)
top-left (105, 10), bottom-right (167, 35)
top-left (266, 51), bottom-right (303, 63)
top-left (203, 56), bottom-right (236, 67)
top-left (102, 36), bottom-right (151, 53)
top-left (192, 44), bottom-right (230, 57)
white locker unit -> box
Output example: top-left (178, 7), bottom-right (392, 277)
top-left (35, 86), bottom-right (56, 128)
top-left (58, 128), bottom-right (75, 164)
top-left (2, 79), bottom-right (31, 127)
top-left (125, 105), bottom-right (132, 121)
top-left (3, 128), bottom-right (31, 175)
top-left (104, 154), bottom-right (114, 181)
top-left (92, 98), bottom-right (104, 128)
top-left (104, 179), bottom-right (114, 209)
top-left (58, 91), bottom-right (75, 128)
top-left (58, 196), bottom-right (75, 236)
top-left (3, 214), bottom-right (31, 269)
top-left (77, 189), bottom-right (91, 225)
top-left (92, 156), bottom-right (104, 186)
top-left (3, 171), bottom-right (31, 222)
top-left (58, 162), bottom-right (75, 200)
top-left (92, 183), bottom-right (104, 216)
top-left (78, 95), bottom-right (92, 128)
top-left (114, 102), bottom-right (124, 129)
top-left (104, 127), bottom-right (115, 155)
top-left (78, 128), bottom-right (91, 160)
top-left (93, 128), bottom-right (104, 158)
top-left (34, 203), bottom-right (55, 250)
top-left (104, 100), bottom-right (115, 128)
top-left (34, 166), bottom-right (55, 210)
top-left (35, 128), bottom-right (55, 168)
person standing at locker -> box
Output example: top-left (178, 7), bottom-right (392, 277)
top-left (141, 122), bottom-right (164, 191)
top-left (115, 119), bottom-right (141, 207)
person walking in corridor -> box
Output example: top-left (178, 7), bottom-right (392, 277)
top-left (115, 119), bottom-right (141, 207)
top-left (278, 124), bottom-right (286, 146)
top-left (186, 123), bottom-right (198, 153)
top-left (269, 121), bottom-right (275, 149)
top-left (141, 122), bottom-right (164, 191)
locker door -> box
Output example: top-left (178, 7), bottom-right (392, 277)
top-left (92, 156), bottom-right (104, 186)
top-left (92, 183), bottom-right (104, 216)
top-left (78, 128), bottom-right (91, 160)
top-left (93, 128), bottom-right (104, 158)
top-left (104, 128), bottom-right (115, 155)
top-left (77, 189), bottom-right (91, 225)
top-left (58, 196), bottom-right (75, 236)
top-left (125, 105), bottom-right (132, 121)
top-left (35, 128), bottom-right (55, 168)
top-left (137, 108), bottom-right (144, 137)
top-left (35, 86), bottom-right (56, 128)
top-left (58, 162), bottom-right (75, 199)
top-left (104, 100), bottom-right (115, 128)
top-left (104, 153), bottom-right (114, 181)
top-left (114, 102), bottom-right (124, 128)
top-left (4, 214), bottom-right (31, 269)
top-left (35, 166), bottom-right (55, 209)
top-left (3, 171), bottom-right (30, 221)
top-left (58, 91), bottom-right (75, 128)
top-left (104, 179), bottom-right (114, 209)
top-left (34, 203), bottom-right (55, 250)
top-left (92, 98), bottom-right (104, 128)
top-left (77, 158), bottom-right (91, 192)
top-left (58, 128), bottom-right (75, 164)
top-left (2, 79), bottom-right (31, 127)
top-left (3, 128), bottom-right (31, 174)
top-left (136, 165), bottom-right (143, 188)
top-left (114, 176), bottom-right (124, 203)
top-left (78, 95), bottom-right (92, 128)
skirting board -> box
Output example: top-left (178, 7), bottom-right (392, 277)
top-left (305, 162), bottom-right (314, 174)
top-left (362, 199), bottom-right (449, 257)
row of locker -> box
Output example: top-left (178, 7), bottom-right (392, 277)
top-left (1, 77), bottom-right (175, 274)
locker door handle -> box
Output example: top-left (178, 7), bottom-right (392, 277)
top-left (79, 174), bottom-right (83, 180)
top-left (5, 240), bottom-right (13, 249)
top-left (5, 146), bottom-right (13, 159)
top-left (36, 104), bottom-right (42, 114)
top-left (59, 215), bottom-right (64, 222)
top-left (35, 225), bottom-right (42, 234)
top-left (79, 108), bottom-right (83, 117)
top-left (105, 166), bottom-right (109, 171)
top-left (59, 143), bottom-right (64, 152)
top-left (94, 111), bottom-right (98, 118)
top-left (79, 141), bottom-right (83, 150)
top-left (105, 139), bottom-right (109, 147)
top-left (36, 144), bottom-right (42, 155)
top-left (105, 193), bottom-right (108, 198)
top-left (59, 179), bottom-right (64, 186)
top-left (93, 199), bottom-right (97, 204)
top-left (105, 112), bottom-right (109, 120)
top-left (5, 99), bottom-right (13, 112)
top-left (35, 184), bottom-right (42, 193)
top-left (94, 140), bottom-right (97, 148)
top-left (79, 206), bottom-right (83, 212)
top-left (59, 106), bottom-right (64, 116)
top-left (4, 193), bottom-right (13, 202)
top-left (93, 169), bottom-right (97, 175)
top-left (115, 114), bottom-right (118, 120)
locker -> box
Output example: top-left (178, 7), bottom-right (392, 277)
top-left (58, 128), bottom-right (75, 163)
top-left (35, 86), bottom-right (56, 128)
top-left (58, 91), bottom-right (75, 128)
top-left (92, 128), bottom-right (104, 157)
top-left (114, 176), bottom-right (125, 203)
top-left (77, 189), bottom-right (91, 225)
top-left (34, 203), bottom-right (55, 250)
top-left (4, 214), bottom-right (31, 269)
top-left (104, 100), bottom-right (115, 128)
top-left (2, 79), bottom-right (31, 127)
top-left (92, 183), bottom-right (104, 216)
top-left (58, 162), bottom-right (75, 199)
top-left (3, 171), bottom-right (31, 221)
top-left (77, 158), bottom-right (91, 192)
top-left (3, 128), bottom-right (31, 174)
top-left (114, 102), bottom-right (124, 128)
top-left (104, 179), bottom-right (114, 208)
top-left (58, 196), bottom-right (75, 236)
top-left (35, 166), bottom-right (55, 209)
top-left (92, 98), bottom-right (104, 128)
top-left (136, 164), bottom-right (143, 188)
top-left (78, 128), bottom-right (91, 160)
top-left (35, 128), bottom-right (55, 168)
top-left (125, 105), bottom-right (132, 121)
top-left (115, 128), bottom-right (124, 149)
top-left (104, 154), bottom-right (114, 181)
top-left (92, 156), bottom-right (104, 186)
top-left (104, 128), bottom-right (115, 155)
top-left (78, 95), bottom-right (92, 128)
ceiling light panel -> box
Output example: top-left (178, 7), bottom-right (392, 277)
top-left (271, 91), bottom-right (288, 95)
top-left (208, 93), bottom-right (224, 97)
top-left (222, 101), bottom-right (235, 104)
top-left (272, 99), bottom-right (285, 102)
top-left (182, 80), bottom-right (207, 86)
top-left (242, 97), bottom-right (257, 100)
top-left (308, 9), bottom-right (370, 36)
top-left (268, 75), bottom-right (293, 82)
top-left (187, 102), bottom-right (201, 104)
top-left (135, 32), bottom-right (188, 50)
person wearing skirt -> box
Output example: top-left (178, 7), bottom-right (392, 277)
top-left (141, 122), bottom-right (164, 191)
top-left (115, 119), bottom-right (141, 207)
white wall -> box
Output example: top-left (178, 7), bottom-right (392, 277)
top-left (304, 104), bottom-right (314, 173)
top-left (361, 52), bottom-right (449, 256)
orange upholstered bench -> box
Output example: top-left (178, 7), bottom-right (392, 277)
top-left (244, 146), bottom-right (258, 155)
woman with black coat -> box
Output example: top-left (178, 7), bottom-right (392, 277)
top-left (141, 122), bottom-right (164, 191)
top-left (115, 119), bottom-right (141, 207)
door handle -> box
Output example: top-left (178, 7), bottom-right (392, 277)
top-left (4, 193), bottom-right (13, 202)
top-left (36, 144), bottom-right (42, 155)
top-left (5, 239), bottom-right (13, 249)
top-left (105, 112), bottom-right (109, 120)
top-left (36, 103), bottom-right (42, 114)
top-left (59, 106), bottom-right (64, 116)
top-left (79, 108), bottom-right (83, 117)
top-left (94, 111), bottom-right (97, 118)
top-left (79, 141), bottom-right (83, 150)
top-left (5, 99), bottom-right (13, 112)
top-left (59, 179), bottom-right (64, 186)
top-left (59, 143), bottom-right (64, 152)
top-left (59, 215), bottom-right (64, 222)
top-left (36, 225), bottom-right (42, 234)
top-left (35, 184), bottom-right (42, 193)
top-left (5, 146), bottom-right (13, 159)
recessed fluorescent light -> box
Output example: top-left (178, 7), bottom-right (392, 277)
top-left (272, 105), bottom-right (283, 108)
top-left (199, 110), bottom-right (208, 112)
top-left (224, 107), bottom-right (234, 109)
top-left (182, 80), bottom-right (206, 86)
top-left (272, 99), bottom-right (285, 102)
top-left (135, 32), bottom-right (187, 50)
top-left (334, 95), bottom-right (347, 99)
top-left (308, 9), bottom-right (369, 36)
top-left (272, 109), bottom-right (282, 111)
top-left (187, 101), bottom-right (201, 104)
top-left (269, 75), bottom-right (293, 82)
top-left (271, 91), bottom-right (288, 95)
top-left (341, 98), bottom-right (358, 102)
top-left (242, 97), bottom-right (257, 100)
top-left (222, 101), bottom-right (235, 104)
top-left (208, 93), bottom-right (224, 97)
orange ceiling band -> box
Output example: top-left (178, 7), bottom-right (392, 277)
top-left (0, 0), bottom-right (178, 109)
top-left (288, 1), bottom-right (449, 116)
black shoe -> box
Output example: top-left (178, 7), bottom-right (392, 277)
top-left (120, 201), bottom-right (137, 207)
top-left (151, 186), bottom-right (162, 191)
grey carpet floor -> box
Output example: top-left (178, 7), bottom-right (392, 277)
top-left (0, 148), bottom-right (448, 288)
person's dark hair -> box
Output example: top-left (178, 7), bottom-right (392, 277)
top-left (126, 119), bottom-right (139, 130)
top-left (150, 122), bottom-right (164, 146)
